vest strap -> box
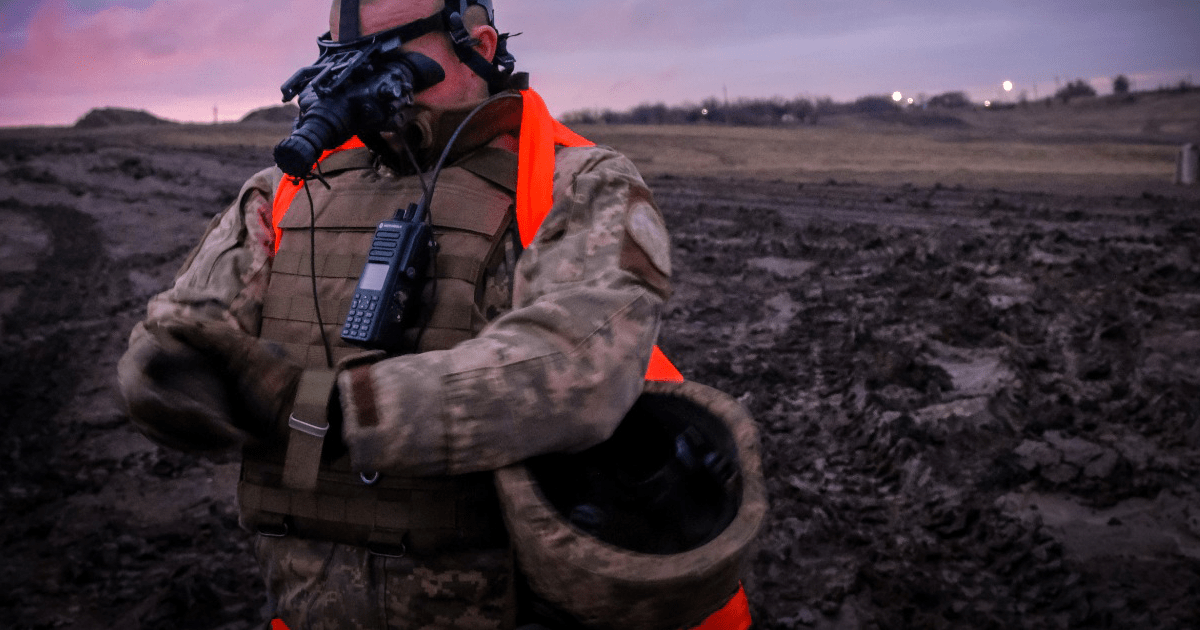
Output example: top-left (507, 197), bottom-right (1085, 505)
top-left (281, 369), bottom-right (338, 491)
top-left (339, 0), bottom-right (360, 41)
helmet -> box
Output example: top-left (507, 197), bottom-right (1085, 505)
top-left (496, 380), bottom-right (767, 630)
top-left (330, 0), bottom-right (516, 92)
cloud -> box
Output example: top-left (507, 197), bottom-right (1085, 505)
top-left (1, 0), bottom-right (1197, 125)
top-left (504, 0), bottom-right (1200, 113)
top-left (0, 0), bottom-right (325, 124)
top-left (501, 0), bottom-right (1018, 54)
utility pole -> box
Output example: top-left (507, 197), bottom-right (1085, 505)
top-left (213, 105), bottom-right (218, 124)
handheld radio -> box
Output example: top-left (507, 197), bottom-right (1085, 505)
top-left (341, 202), bottom-right (434, 350)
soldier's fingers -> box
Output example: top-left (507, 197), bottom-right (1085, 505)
top-left (125, 384), bottom-right (247, 452)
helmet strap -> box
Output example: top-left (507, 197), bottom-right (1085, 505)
top-left (439, 0), bottom-right (516, 93)
top-left (339, 0), bottom-right (361, 41)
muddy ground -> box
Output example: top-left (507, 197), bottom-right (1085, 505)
top-left (1, 124), bottom-right (1199, 629)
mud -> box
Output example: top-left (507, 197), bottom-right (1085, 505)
top-left (1, 128), bottom-right (1198, 629)
top-left (649, 176), bottom-right (1200, 629)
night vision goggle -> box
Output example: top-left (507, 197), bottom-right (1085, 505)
top-left (273, 0), bottom-right (516, 178)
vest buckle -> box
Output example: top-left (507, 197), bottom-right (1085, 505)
top-left (256, 520), bottom-right (290, 538)
top-left (367, 540), bottom-right (407, 558)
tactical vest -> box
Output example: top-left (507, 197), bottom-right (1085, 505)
top-left (240, 144), bottom-right (520, 553)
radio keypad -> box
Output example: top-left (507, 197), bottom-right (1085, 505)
top-left (342, 292), bottom-right (380, 339)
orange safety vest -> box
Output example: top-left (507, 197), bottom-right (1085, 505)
top-left (269, 89), bottom-right (750, 630)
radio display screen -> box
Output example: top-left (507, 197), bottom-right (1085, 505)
top-left (360, 262), bottom-right (389, 292)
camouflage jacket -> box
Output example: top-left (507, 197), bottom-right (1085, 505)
top-left (131, 135), bottom-right (672, 476)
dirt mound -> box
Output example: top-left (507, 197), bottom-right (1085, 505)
top-left (73, 108), bottom-right (174, 129)
top-left (239, 104), bottom-right (299, 124)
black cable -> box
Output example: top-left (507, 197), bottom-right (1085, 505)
top-left (400, 140), bottom-right (431, 203)
top-left (302, 169), bottom-right (335, 368)
top-left (419, 92), bottom-right (520, 211)
top-left (398, 141), bottom-right (438, 351)
top-left (402, 94), bottom-right (519, 350)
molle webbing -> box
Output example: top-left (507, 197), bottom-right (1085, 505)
top-left (239, 463), bottom-right (505, 552)
top-left (259, 146), bottom-right (518, 364)
top-left (244, 145), bottom-right (518, 549)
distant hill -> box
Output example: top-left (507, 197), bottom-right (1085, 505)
top-left (240, 104), bottom-right (299, 124)
top-left (562, 86), bottom-right (1200, 144)
top-left (74, 108), bottom-right (174, 129)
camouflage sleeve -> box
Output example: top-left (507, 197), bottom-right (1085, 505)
top-left (144, 165), bottom-right (282, 333)
top-left (117, 165), bottom-right (282, 450)
top-left (339, 146), bottom-right (672, 476)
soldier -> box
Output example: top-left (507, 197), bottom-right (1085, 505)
top-left (118, 1), bottom-right (757, 628)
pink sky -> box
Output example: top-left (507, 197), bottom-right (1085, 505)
top-left (1, 0), bottom-right (1197, 127)
top-left (0, 0), bottom-right (320, 125)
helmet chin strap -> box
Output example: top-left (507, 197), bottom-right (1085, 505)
top-left (443, 0), bottom-right (519, 93)
top-left (339, 0), bottom-right (361, 41)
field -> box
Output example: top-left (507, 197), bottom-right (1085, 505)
top-left (2, 90), bottom-right (1199, 629)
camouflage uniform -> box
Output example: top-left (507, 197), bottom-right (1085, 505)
top-left (119, 93), bottom-right (672, 629)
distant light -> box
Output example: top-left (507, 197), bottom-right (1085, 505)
top-left (892, 91), bottom-right (903, 102)
top-left (984, 100), bottom-right (992, 107)
top-left (701, 108), bottom-right (709, 116)
top-left (907, 98), bottom-right (914, 105)
top-left (1003, 81), bottom-right (1014, 92)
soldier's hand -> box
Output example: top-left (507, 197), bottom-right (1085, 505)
top-left (158, 318), bottom-right (303, 440)
top-left (118, 320), bottom-right (249, 452)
